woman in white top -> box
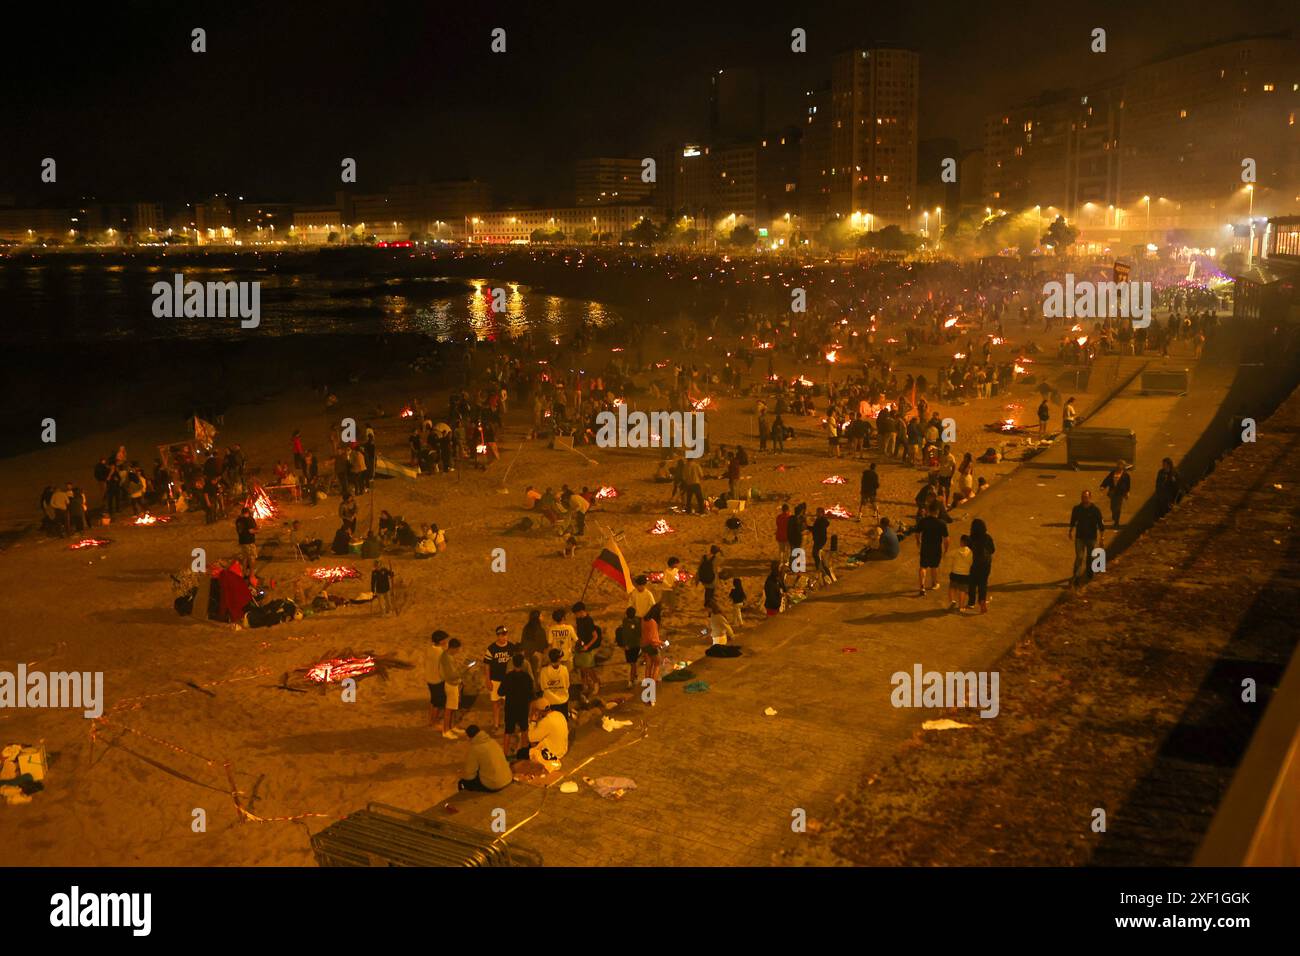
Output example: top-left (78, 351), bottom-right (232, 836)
top-left (948, 534), bottom-right (974, 611)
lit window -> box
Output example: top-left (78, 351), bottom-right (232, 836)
top-left (1263, 83), bottom-right (1274, 92)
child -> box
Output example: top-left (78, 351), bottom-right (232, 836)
top-left (728, 577), bottom-right (746, 627)
top-left (663, 556), bottom-right (682, 589)
top-left (948, 534), bottom-right (973, 612)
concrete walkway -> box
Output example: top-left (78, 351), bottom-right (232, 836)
top-left (429, 338), bottom-right (1241, 866)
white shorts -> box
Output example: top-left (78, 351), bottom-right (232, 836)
top-left (444, 684), bottom-right (461, 711)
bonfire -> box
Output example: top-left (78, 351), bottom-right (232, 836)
top-left (645, 569), bottom-right (693, 584)
top-left (134, 513), bottom-right (172, 526)
top-left (821, 475), bottom-right (847, 484)
top-left (825, 504), bottom-right (855, 520)
top-left (649, 519), bottom-right (676, 535)
top-left (69, 538), bottom-right (110, 550)
top-left (691, 396), bottom-right (714, 411)
top-left (1076, 336), bottom-right (1089, 347)
top-left (825, 350), bottom-right (839, 363)
top-left (595, 485), bottom-right (619, 500)
top-left (795, 376), bottom-right (815, 387)
top-left (305, 655), bottom-right (378, 684)
top-left (399, 406), bottom-right (415, 419)
top-left (309, 566), bottom-right (360, 584)
top-left (944, 317), bottom-right (959, 328)
top-left (245, 484), bottom-right (278, 521)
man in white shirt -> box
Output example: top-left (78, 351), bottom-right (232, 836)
top-left (628, 575), bottom-right (658, 618)
top-left (519, 701), bottom-right (569, 771)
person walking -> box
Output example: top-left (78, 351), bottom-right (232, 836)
top-left (1154, 457), bottom-right (1182, 519)
top-left (615, 607), bottom-right (643, 688)
top-left (763, 561), bottom-right (786, 616)
top-left (682, 456), bottom-right (706, 515)
top-left (1100, 461), bottom-right (1131, 530)
top-left (1068, 490), bottom-right (1106, 589)
top-left (915, 500), bottom-right (949, 596)
top-left (967, 517), bottom-right (995, 614)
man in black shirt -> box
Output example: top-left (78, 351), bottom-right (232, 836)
top-left (499, 653), bottom-right (536, 756)
top-left (811, 508), bottom-right (832, 583)
top-left (859, 463), bottom-right (879, 519)
top-left (484, 625), bottom-right (521, 732)
top-left (235, 507), bottom-right (258, 573)
top-left (1068, 490), bottom-right (1106, 589)
top-left (915, 501), bottom-right (949, 596)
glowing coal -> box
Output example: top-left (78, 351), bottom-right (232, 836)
top-left (309, 566), bottom-right (360, 583)
top-left (691, 397), bottom-right (714, 411)
top-left (649, 519), bottom-right (676, 535)
top-left (825, 504), bottom-right (855, 519)
top-left (134, 513), bottom-right (172, 526)
top-left (822, 475), bottom-right (847, 484)
top-left (69, 538), bottom-right (110, 550)
top-left (305, 655), bottom-right (378, 684)
top-left (595, 485), bottom-right (619, 500)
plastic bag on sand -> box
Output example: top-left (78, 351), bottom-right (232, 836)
top-left (559, 781), bottom-right (580, 794)
top-left (591, 776), bottom-right (637, 799)
top-left (601, 716), bottom-right (633, 732)
top-left (922, 719), bottom-right (973, 731)
top-left (684, 681), bottom-right (709, 693)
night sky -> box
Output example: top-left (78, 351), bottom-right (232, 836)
top-left (2, 0), bottom-right (1294, 206)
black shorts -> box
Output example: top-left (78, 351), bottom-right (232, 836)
top-left (505, 709), bottom-right (529, 734)
top-left (427, 682), bottom-right (446, 707)
top-left (949, 572), bottom-right (970, 585)
top-left (920, 552), bottom-right (942, 569)
top-left (623, 647), bottom-right (642, 663)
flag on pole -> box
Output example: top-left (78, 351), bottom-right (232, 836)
top-left (591, 538), bottom-right (633, 593)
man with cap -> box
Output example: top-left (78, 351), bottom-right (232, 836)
top-left (483, 625), bottom-right (520, 732)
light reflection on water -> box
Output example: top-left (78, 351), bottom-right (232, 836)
top-left (0, 264), bottom-right (620, 344)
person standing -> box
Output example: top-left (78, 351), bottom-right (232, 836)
top-left (948, 534), bottom-right (973, 612)
top-left (615, 607), bottom-right (643, 688)
top-left (1154, 457), bottom-right (1182, 519)
top-left (425, 630), bottom-right (449, 727)
top-left (967, 518), bottom-right (995, 614)
top-left (370, 561), bottom-right (395, 615)
top-left (1037, 397), bottom-right (1051, 437)
top-left (915, 500), bottom-right (949, 596)
top-left (1100, 461), bottom-right (1131, 530)
top-left (546, 609), bottom-right (577, 670)
top-left (439, 638), bottom-right (466, 739)
top-left (235, 507), bottom-right (258, 573)
top-left (811, 507), bottom-right (831, 583)
top-left (48, 484), bottom-right (70, 536)
top-left (571, 602), bottom-right (602, 697)
top-left (520, 609), bottom-right (549, 690)
top-left (484, 625), bottom-right (520, 732)
top-left (500, 654), bottom-right (535, 756)
top-left (1068, 490), bottom-right (1106, 589)
top-left (682, 456), bottom-right (706, 515)
top-left (859, 464), bottom-right (880, 519)
top-left (1063, 397), bottom-right (1078, 433)
top-left (763, 561), bottom-right (786, 616)
top-left (788, 505), bottom-right (806, 571)
top-left (697, 545), bottom-right (722, 610)
top-left (775, 503), bottom-right (792, 565)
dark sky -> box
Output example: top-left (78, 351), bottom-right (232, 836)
top-left (2, 0), bottom-right (1294, 206)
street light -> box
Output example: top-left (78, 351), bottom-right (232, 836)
top-left (1142, 195), bottom-right (1151, 235)
top-left (1246, 185), bottom-right (1255, 266)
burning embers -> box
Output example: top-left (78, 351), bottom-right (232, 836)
top-left (69, 538), bottom-right (110, 550)
top-left (309, 566), bottom-right (360, 583)
top-left (649, 519), bottom-right (676, 535)
top-left (645, 569), bottom-right (693, 584)
top-left (690, 397), bottom-right (714, 411)
top-left (943, 317), bottom-right (959, 329)
top-left (825, 350), bottom-right (839, 363)
top-left (825, 504), bottom-right (855, 520)
top-left (305, 654), bottom-right (377, 684)
top-left (821, 475), bottom-right (847, 485)
top-left (134, 513), bottom-right (172, 526)
top-left (595, 485), bottom-right (619, 500)
top-left (399, 406), bottom-right (415, 419)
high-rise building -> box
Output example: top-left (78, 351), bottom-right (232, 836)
top-left (709, 68), bottom-right (764, 142)
top-left (757, 127), bottom-right (801, 224)
top-left (799, 49), bottom-right (919, 229)
top-left (574, 158), bottom-right (654, 206)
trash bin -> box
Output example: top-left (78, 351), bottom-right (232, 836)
top-left (1066, 427), bottom-right (1137, 468)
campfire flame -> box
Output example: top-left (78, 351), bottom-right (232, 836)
top-left (953, 352), bottom-right (967, 360)
top-left (649, 519), bottom-right (676, 535)
top-left (1070, 323), bottom-right (1084, 333)
top-left (309, 566), bottom-right (360, 583)
top-left (595, 485), bottom-right (619, 500)
top-left (825, 504), bottom-right (855, 519)
top-left (691, 397), bottom-right (713, 411)
top-left (69, 538), bottom-right (110, 550)
top-left (399, 406), bottom-right (415, 419)
top-left (1076, 336), bottom-right (1089, 347)
top-left (305, 655), bottom-right (378, 684)
top-left (1000, 419), bottom-right (1018, 432)
top-left (646, 569), bottom-right (693, 584)
top-left (756, 341), bottom-right (774, 349)
top-left (134, 513), bottom-right (171, 526)
top-left (822, 475), bottom-right (847, 484)
top-left (795, 376), bottom-right (815, 387)
top-left (475, 443), bottom-right (488, 454)
top-left (246, 485), bottom-right (278, 521)
top-left (944, 317), bottom-right (959, 328)
top-left (825, 350), bottom-right (839, 363)
top-left (1013, 364), bottom-right (1027, 375)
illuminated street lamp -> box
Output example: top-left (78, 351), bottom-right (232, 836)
top-left (935, 207), bottom-right (943, 248)
top-left (1246, 185), bottom-right (1255, 266)
top-left (1142, 195), bottom-right (1151, 236)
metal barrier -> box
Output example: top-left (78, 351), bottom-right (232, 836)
top-left (311, 802), bottom-right (544, 867)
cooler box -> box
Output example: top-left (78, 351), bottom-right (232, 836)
top-left (1066, 427), bottom-right (1137, 467)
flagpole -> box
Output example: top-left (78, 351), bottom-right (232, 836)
top-left (579, 565), bottom-right (596, 603)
